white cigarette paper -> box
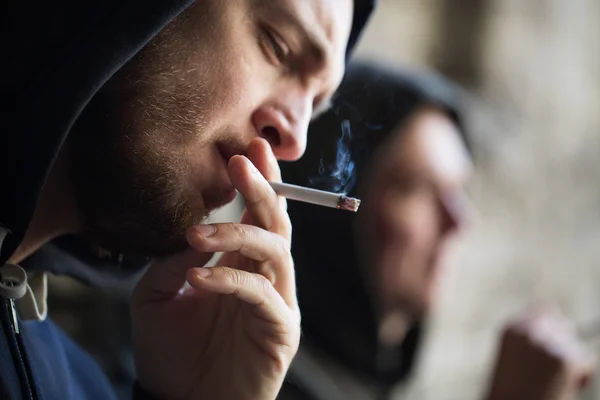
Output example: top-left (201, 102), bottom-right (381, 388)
top-left (269, 182), bottom-right (361, 212)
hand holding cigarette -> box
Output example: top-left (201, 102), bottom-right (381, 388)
top-left (131, 138), bottom-right (300, 400)
top-left (485, 308), bottom-right (596, 400)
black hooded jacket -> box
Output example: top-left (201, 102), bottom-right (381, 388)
top-left (279, 61), bottom-right (466, 400)
top-left (0, 2), bottom-right (375, 399)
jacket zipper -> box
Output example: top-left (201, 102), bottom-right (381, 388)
top-left (2, 297), bottom-right (36, 400)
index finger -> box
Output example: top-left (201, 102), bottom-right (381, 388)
top-left (247, 138), bottom-right (281, 182)
top-left (247, 138), bottom-right (287, 211)
top-left (228, 155), bottom-right (291, 238)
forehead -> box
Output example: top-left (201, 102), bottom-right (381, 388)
top-left (387, 109), bottom-right (472, 183)
top-left (291, 0), bottom-right (352, 39)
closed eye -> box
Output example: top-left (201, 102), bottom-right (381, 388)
top-left (260, 26), bottom-right (289, 65)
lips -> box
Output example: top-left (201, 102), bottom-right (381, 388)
top-left (215, 142), bottom-right (243, 187)
top-left (212, 142), bottom-right (246, 207)
top-left (216, 142), bottom-right (246, 166)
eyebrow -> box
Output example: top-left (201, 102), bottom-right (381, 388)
top-left (253, 0), bottom-right (332, 73)
top-left (251, 0), bottom-right (339, 120)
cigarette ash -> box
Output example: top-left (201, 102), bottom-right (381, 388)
top-left (337, 196), bottom-right (361, 212)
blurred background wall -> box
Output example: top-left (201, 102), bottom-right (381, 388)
top-left (352, 0), bottom-right (600, 398)
top-left (48, 0), bottom-right (600, 399)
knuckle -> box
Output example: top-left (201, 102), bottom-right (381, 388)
top-left (280, 197), bottom-right (288, 212)
top-left (292, 304), bottom-right (301, 324)
top-left (282, 248), bottom-right (294, 269)
top-left (231, 223), bottom-right (249, 240)
top-left (283, 213), bottom-right (292, 231)
top-left (224, 268), bottom-right (246, 292)
top-left (255, 273), bottom-right (273, 295)
top-left (278, 213), bottom-right (293, 240)
top-left (257, 264), bottom-right (277, 285)
top-left (275, 236), bottom-right (291, 259)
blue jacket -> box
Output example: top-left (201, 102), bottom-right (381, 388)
top-left (0, 1), bottom-right (374, 399)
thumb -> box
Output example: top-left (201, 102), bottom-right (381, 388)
top-left (132, 247), bottom-right (214, 305)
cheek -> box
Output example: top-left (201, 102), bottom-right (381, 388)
top-left (379, 195), bottom-right (439, 250)
top-left (371, 195), bottom-right (442, 304)
top-left (190, 55), bottom-right (251, 127)
top-left (178, 22), bottom-right (268, 132)
top-left (197, 53), bottom-right (273, 136)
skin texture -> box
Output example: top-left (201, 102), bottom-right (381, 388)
top-left (68, 0), bottom-right (353, 258)
top-left (11, 1), bottom-right (354, 399)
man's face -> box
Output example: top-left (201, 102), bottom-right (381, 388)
top-left (365, 107), bottom-right (473, 317)
top-left (69, 0), bottom-right (353, 257)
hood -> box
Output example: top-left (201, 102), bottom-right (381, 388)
top-left (0, 0), bottom-right (195, 264)
top-left (0, 0), bottom-right (376, 276)
top-left (282, 60), bottom-right (467, 385)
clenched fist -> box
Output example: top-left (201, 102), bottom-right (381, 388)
top-left (485, 308), bottom-right (596, 400)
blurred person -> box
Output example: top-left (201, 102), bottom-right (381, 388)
top-left (279, 61), bottom-right (595, 400)
top-left (0, 1), bottom-right (376, 400)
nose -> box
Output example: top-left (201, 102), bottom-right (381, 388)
top-left (251, 93), bottom-right (312, 161)
top-left (440, 191), bottom-right (476, 234)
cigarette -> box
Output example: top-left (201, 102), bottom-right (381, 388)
top-left (269, 182), bottom-right (361, 212)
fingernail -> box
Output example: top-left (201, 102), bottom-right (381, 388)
top-left (195, 267), bottom-right (212, 279)
top-left (195, 225), bottom-right (216, 237)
